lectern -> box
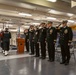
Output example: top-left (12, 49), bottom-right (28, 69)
top-left (17, 38), bottom-right (25, 54)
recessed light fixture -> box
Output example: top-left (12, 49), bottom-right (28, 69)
top-left (32, 23), bottom-right (40, 25)
top-left (23, 26), bottom-right (30, 28)
top-left (34, 18), bottom-right (40, 20)
top-left (47, 17), bottom-right (56, 20)
top-left (49, 9), bottom-right (56, 13)
top-left (10, 29), bottom-right (17, 32)
top-left (19, 13), bottom-right (32, 16)
top-left (48, 9), bottom-right (63, 14)
top-left (47, 0), bottom-right (57, 2)
top-left (68, 20), bottom-right (74, 23)
top-left (6, 24), bottom-right (13, 27)
top-left (67, 13), bottom-right (74, 16)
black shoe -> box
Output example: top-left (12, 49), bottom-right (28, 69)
top-left (25, 51), bottom-right (29, 52)
top-left (39, 57), bottom-right (43, 59)
top-left (65, 62), bottom-right (69, 65)
top-left (48, 59), bottom-right (51, 62)
top-left (29, 53), bottom-right (34, 55)
top-left (48, 59), bottom-right (54, 62)
top-left (48, 59), bottom-right (52, 62)
top-left (65, 61), bottom-right (69, 65)
top-left (40, 57), bottom-right (45, 59)
top-left (60, 62), bottom-right (65, 64)
top-left (50, 60), bottom-right (54, 62)
top-left (34, 55), bottom-right (39, 57)
top-left (36, 56), bottom-right (39, 57)
top-left (42, 57), bottom-right (46, 59)
top-left (33, 55), bottom-right (36, 57)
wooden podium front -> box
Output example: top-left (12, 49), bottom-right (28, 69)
top-left (17, 38), bottom-right (25, 54)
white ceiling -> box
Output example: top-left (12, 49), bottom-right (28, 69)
top-left (0, 0), bottom-right (75, 32)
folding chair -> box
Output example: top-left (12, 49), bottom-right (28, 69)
top-left (55, 44), bottom-right (61, 62)
top-left (55, 42), bottom-right (76, 63)
top-left (70, 42), bottom-right (76, 62)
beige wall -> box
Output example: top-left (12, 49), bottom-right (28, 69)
top-left (10, 32), bottom-right (24, 45)
top-left (10, 32), bottom-right (17, 45)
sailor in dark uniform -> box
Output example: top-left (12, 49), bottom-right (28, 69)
top-left (59, 20), bottom-right (73, 65)
top-left (3, 28), bottom-right (11, 56)
top-left (29, 26), bottom-right (35, 55)
top-left (34, 26), bottom-right (39, 57)
top-left (46, 21), bottom-right (57, 62)
top-left (39, 23), bottom-right (47, 59)
top-left (24, 29), bottom-right (29, 52)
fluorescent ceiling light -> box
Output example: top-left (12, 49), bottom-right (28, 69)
top-left (10, 30), bottom-right (17, 31)
top-left (32, 23), bottom-right (40, 25)
top-left (49, 10), bottom-right (74, 16)
top-left (19, 13), bottom-right (32, 16)
top-left (6, 24), bottom-right (13, 27)
top-left (68, 20), bottom-right (74, 23)
top-left (49, 9), bottom-right (56, 13)
top-left (9, 29), bottom-right (17, 32)
top-left (47, 17), bottom-right (56, 20)
top-left (67, 13), bottom-right (74, 16)
top-left (48, 9), bottom-right (63, 14)
top-left (34, 18), bottom-right (40, 20)
top-left (23, 26), bottom-right (30, 28)
top-left (47, 0), bottom-right (57, 2)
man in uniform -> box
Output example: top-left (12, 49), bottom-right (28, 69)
top-left (24, 29), bottom-right (29, 52)
top-left (29, 26), bottom-right (35, 55)
top-left (34, 26), bottom-right (39, 57)
top-left (59, 20), bottom-right (73, 65)
top-left (3, 28), bottom-right (11, 56)
top-left (46, 21), bottom-right (57, 62)
top-left (39, 23), bottom-right (47, 59)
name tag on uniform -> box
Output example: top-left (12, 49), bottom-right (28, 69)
top-left (50, 29), bottom-right (53, 34)
top-left (64, 29), bottom-right (68, 34)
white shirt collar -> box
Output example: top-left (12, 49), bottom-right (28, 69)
top-left (49, 26), bottom-right (52, 29)
top-left (64, 26), bottom-right (67, 28)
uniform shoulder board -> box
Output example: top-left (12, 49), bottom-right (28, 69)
top-left (66, 27), bottom-right (71, 30)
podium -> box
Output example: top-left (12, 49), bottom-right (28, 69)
top-left (17, 38), bottom-right (25, 54)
